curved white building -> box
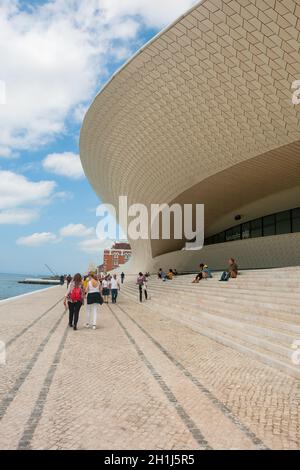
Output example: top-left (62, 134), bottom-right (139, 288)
top-left (80, 0), bottom-right (300, 273)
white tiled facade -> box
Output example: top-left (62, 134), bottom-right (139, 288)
top-left (80, 0), bottom-right (300, 272)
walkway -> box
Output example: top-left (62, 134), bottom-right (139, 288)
top-left (0, 282), bottom-right (299, 450)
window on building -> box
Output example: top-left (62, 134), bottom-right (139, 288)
top-left (204, 206), bottom-right (299, 246)
top-left (215, 232), bottom-right (226, 244)
top-left (250, 218), bottom-right (262, 238)
top-left (276, 210), bottom-right (291, 235)
top-left (226, 226), bottom-right (241, 242)
top-left (263, 214), bottom-right (276, 237)
top-left (292, 208), bottom-right (300, 232)
top-left (241, 222), bottom-right (250, 239)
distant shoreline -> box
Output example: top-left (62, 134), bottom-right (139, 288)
top-left (0, 285), bottom-right (60, 305)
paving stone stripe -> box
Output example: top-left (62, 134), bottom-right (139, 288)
top-left (0, 309), bottom-right (66, 422)
top-left (6, 297), bottom-right (64, 348)
top-left (108, 304), bottom-right (212, 450)
top-left (115, 302), bottom-right (268, 450)
top-left (17, 325), bottom-right (69, 450)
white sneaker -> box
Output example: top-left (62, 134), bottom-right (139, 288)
top-left (85, 323), bottom-right (90, 329)
top-left (92, 326), bottom-right (96, 330)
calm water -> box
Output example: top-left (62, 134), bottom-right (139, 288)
top-left (0, 273), bottom-right (53, 301)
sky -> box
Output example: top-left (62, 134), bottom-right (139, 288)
top-left (0, 0), bottom-right (198, 275)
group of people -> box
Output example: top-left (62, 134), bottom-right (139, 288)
top-left (63, 272), bottom-right (121, 331)
top-left (192, 258), bottom-right (238, 283)
top-left (63, 257), bottom-right (239, 330)
top-left (157, 268), bottom-right (178, 281)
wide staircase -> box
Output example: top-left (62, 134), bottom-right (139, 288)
top-left (121, 268), bottom-right (300, 379)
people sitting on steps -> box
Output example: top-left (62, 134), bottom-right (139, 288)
top-left (219, 258), bottom-right (239, 282)
top-left (167, 269), bottom-right (174, 280)
top-left (158, 268), bottom-right (168, 281)
top-left (192, 263), bottom-right (213, 283)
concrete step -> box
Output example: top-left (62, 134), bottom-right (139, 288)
top-left (150, 277), bottom-right (300, 288)
top-left (121, 289), bottom-right (300, 379)
top-left (147, 277), bottom-right (300, 290)
top-left (128, 284), bottom-right (300, 315)
top-left (145, 281), bottom-right (300, 301)
top-left (122, 284), bottom-right (300, 330)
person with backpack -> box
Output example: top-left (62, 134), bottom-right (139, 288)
top-left (85, 273), bottom-right (103, 330)
top-left (64, 273), bottom-right (85, 331)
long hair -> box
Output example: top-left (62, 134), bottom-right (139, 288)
top-left (73, 273), bottom-right (82, 287)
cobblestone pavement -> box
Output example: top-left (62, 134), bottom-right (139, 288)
top-left (0, 287), bottom-right (299, 450)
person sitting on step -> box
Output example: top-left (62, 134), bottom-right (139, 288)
top-left (192, 263), bottom-right (209, 283)
top-left (219, 258), bottom-right (238, 282)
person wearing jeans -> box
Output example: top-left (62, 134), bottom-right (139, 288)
top-left (110, 275), bottom-right (120, 304)
top-left (68, 301), bottom-right (82, 330)
top-left (219, 258), bottom-right (238, 282)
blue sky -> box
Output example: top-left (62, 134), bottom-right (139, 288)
top-left (0, 0), bottom-right (197, 275)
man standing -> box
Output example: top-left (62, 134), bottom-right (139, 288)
top-left (110, 275), bottom-right (120, 304)
top-left (121, 272), bottom-right (125, 284)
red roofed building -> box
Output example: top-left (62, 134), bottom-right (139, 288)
top-left (102, 242), bottom-right (131, 272)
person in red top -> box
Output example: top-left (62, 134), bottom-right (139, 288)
top-left (64, 273), bottom-right (85, 331)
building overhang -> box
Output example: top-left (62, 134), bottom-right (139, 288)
top-left (80, 0), bottom-right (300, 271)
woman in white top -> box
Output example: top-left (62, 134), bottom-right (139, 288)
top-left (85, 273), bottom-right (103, 330)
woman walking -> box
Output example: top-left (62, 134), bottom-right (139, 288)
top-left (64, 273), bottom-right (85, 331)
top-left (102, 276), bottom-right (110, 304)
top-left (85, 273), bottom-right (103, 330)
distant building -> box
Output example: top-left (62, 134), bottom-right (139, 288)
top-left (103, 243), bottom-right (131, 273)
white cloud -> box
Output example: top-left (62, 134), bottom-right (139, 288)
top-left (17, 232), bottom-right (59, 247)
top-left (43, 152), bottom-right (84, 179)
top-left (0, 209), bottom-right (38, 225)
top-left (0, 0), bottom-right (197, 156)
top-left (101, 0), bottom-right (199, 28)
top-left (0, 170), bottom-right (57, 225)
top-left (0, 170), bottom-right (56, 210)
top-left (60, 223), bottom-right (95, 238)
top-left (78, 237), bottom-right (113, 254)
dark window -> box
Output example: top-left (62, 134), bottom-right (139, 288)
top-left (226, 225), bottom-right (241, 242)
top-left (263, 214), bottom-right (276, 237)
top-left (215, 232), bottom-right (226, 244)
top-left (276, 210), bottom-right (291, 235)
top-left (241, 222), bottom-right (250, 239)
top-left (205, 207), bottom-right (299, 245)
top-left (292, 208), bottom-right (300, 233)
top-left (250, 218), bottom-right (262, 238)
